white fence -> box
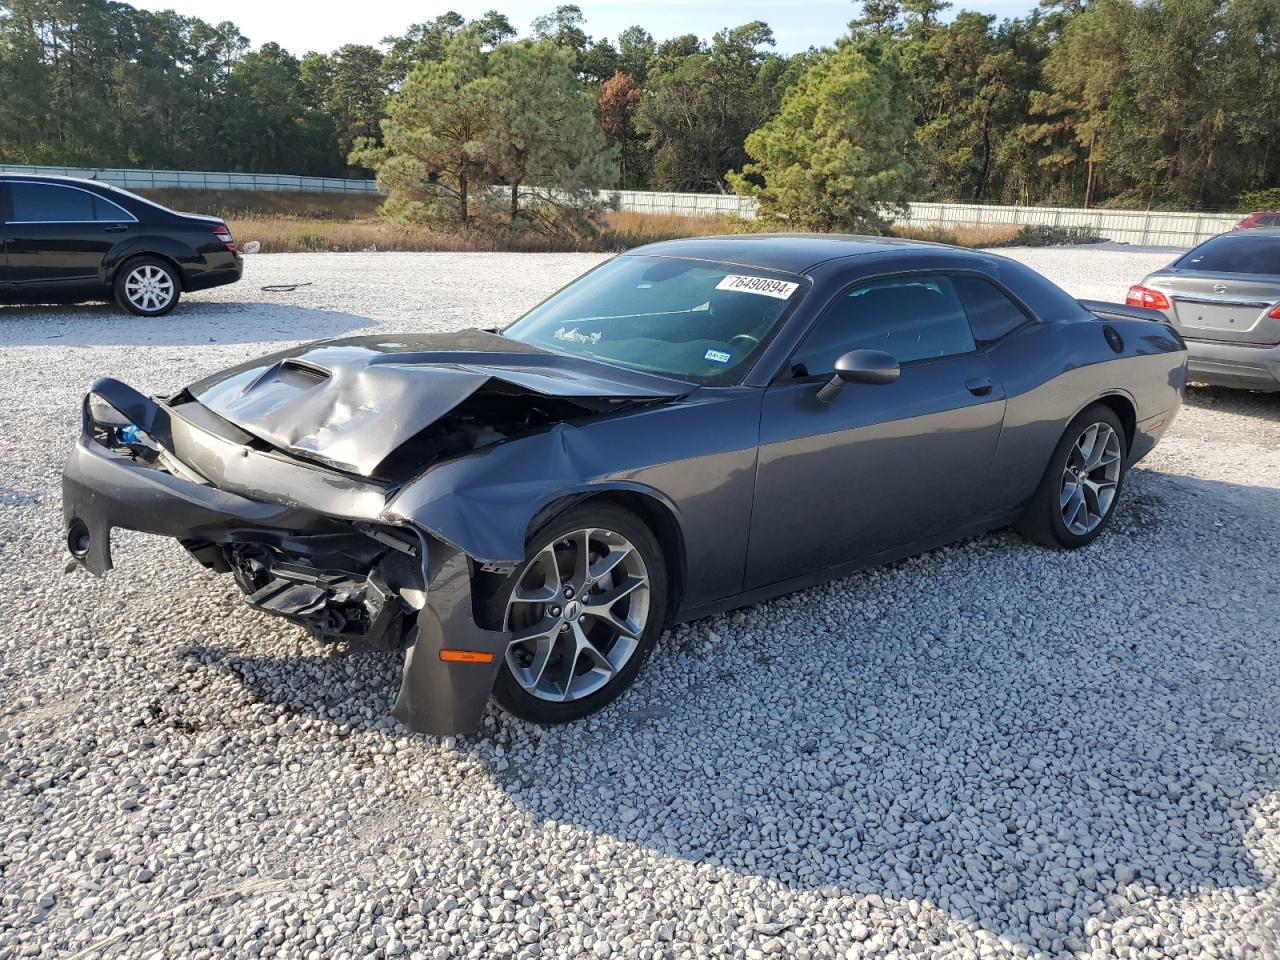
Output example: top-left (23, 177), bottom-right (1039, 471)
top-left (0, 163), bottom-right (379, 194)
top-left (596, 192), bottom-right (1239, 247)
top-left (599, 189), bottom-right (757, 218)
top-left (897, 201), bottom-right (1239, 248)
top-left (0, 163), bottom-right (1242, 246)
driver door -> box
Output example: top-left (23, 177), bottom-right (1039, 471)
top-left (744, 272), bottom-right (1007, 590)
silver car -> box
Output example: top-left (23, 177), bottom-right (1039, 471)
top-left (1129, 229), bottom-right (1280, 390)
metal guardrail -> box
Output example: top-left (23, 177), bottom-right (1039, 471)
top-left (0, 164), bottom-right (380, 194)
top-left (0, 164), bottom-right (1241, 245)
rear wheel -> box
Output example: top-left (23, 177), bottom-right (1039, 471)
top-left (114, 257), bottom-right (180, 316)
top-left (488, 504), bottom-right (667, 725)
top-left (1015, 404), bottom-right (1127, 549)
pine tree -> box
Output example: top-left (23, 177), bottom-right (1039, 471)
top-left (729, 37), bottom-right (919, 232)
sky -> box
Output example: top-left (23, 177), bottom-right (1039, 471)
top-left (129, 0), bottom-right (1036, 56)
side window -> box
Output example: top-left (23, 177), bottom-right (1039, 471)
top-left (789, 274), bottom-right (976, 377)
top-left (10, 183), bottom-right (96, 222)
top-left (952, 275), bottom-right (1031, 345)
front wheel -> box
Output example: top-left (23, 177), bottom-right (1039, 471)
top-left (114, 257), bottom-right (181, 316)
top-left (487, 504), bottom-right (667, 725)
top-left (1015, 404), bottom-right (1128, 549)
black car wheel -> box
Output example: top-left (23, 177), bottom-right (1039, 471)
top-left (487, 504), bottom-right (667, 725)
top-left (114, 256), bottom-right (181, 316)
top-left (1015, 403), bottom-right (1128, 549)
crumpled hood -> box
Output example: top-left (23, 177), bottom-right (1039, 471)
top-left (188, 329), bottom-right (691, 476)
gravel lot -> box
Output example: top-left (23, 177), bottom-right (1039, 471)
top-left (2, 244), bottom-right (1279, 960)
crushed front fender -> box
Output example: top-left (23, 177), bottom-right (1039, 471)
top-left (62, 379), bottom-right (510, 736)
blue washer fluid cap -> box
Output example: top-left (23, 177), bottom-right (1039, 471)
top-left (120, 424), bottom-right (143, 445)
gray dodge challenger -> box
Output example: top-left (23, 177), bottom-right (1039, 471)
top-left (63, 235), bottom-right (1187, 734)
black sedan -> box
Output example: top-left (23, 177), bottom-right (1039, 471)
top-left (1, 174), bottom-right (242, 316)
top-left (63, 236), bottom-right (1187, 734)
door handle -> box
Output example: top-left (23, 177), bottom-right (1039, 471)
top-left (104, 225), bottom-right (130, 233)
top-left (965, 376), bottom-right (994, 397)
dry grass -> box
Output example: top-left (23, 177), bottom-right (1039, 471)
top-left (890, 222), bottom-right (1024, 246)
top-left (139, 189), bottom-right (381, 220)
top-left (215, 209), bottom-right (742, 254)
top-left (134, 189), bottom-right (1030, 253)
top-left (600, 210), bottom-right (737, 246)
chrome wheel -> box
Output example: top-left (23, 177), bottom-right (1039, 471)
top-left (124, 264), bottom-right (175, 312)
top-left (503, 527), bottom-right (650, 703)
top-left (1060, 421), bottom-right (1122, 535)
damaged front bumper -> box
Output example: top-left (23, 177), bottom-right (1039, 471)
top-left (62, 379), bottom-right (510, 735)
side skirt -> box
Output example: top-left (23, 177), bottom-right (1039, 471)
top-left (673, 511), bottom-right (1023, 625)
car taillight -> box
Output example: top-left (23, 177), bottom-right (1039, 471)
top-left (1126, 285), bottom-right (1170, 310)
top-left (213, 225), bottom-right (236, 252)
top-left (1268, 303), bottom-right (1280, 319)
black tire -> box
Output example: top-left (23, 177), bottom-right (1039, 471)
top-left (113, 256), bottom-right (181, 317)
top-left (487, 503), bottom-right (668, 725)
top-left (1015, 403), bottom-right (1128, 549)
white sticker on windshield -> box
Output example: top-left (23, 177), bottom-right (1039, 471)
top-left (704, 349), bottom-right (732, 363)
top-left (716, 275), bottom-right (799, 300)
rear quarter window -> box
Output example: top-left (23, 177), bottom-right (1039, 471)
top-left (952, 275), bottom-right (1031, 345)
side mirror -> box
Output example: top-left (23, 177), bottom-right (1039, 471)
top-left (816, 349), bottom-right (900, 402)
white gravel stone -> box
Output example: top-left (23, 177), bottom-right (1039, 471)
top-left (0, 246), bottom-right (1278, 959)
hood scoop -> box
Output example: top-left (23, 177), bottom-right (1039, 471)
top-left (188, 331), bottom-right (689, 477)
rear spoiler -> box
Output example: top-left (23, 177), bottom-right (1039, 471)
top-left (1078, 299), bottom-right (1168, 323)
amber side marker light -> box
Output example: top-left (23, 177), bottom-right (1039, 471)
top-left (439, 649), bottom-right (495, 664)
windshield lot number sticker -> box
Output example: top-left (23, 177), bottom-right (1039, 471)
top-left (704, 349), bottom-right (732, 363)
top-left (716, 275), bottom-right (799, 300)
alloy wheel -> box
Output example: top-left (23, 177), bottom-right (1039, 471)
top-left (504, 527), bottom-right (650, 703)
top-left (1059, 421), bottom-right (1122, 535)
top-left (124, 264), bottom-right (175, 312)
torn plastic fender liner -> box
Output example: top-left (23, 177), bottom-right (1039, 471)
top-left (391, 537), bottom-right (511, 735)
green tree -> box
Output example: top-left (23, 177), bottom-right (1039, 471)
top-left (382, 12), bottom-right (465, 83)
top-left (530, 4), bottom-right (590, 74)
top-left (304, 44), bottom-right (387, 164)
top-left (352, 31), bottom-right (497, 223)
top-left (580, 37), bottom-right (619, 86)
top-left (910, 13), bottom-right (1045, 202)
top-left (616, 25), bottom-right (655, 83)
top-left (851, 0), bottom-right (904, 37)
top-left (487, 39), bottom-right (615, 228)
top-left (1022, 0), bottom-right (1131, 207)
top-left (729, 36), bottom-right (919, 231)
top-left (636, 22), bottom-right (794, 192)
top-left (225, 42), bottom-right (337, 173)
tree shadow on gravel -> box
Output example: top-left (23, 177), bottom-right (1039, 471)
top-left (0, 301), bottom-right (370, 347)
top-left (196, 470), bottom-right (1280, 957)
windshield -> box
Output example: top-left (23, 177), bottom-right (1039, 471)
top-left (502, 255), bottom-right (809, 382)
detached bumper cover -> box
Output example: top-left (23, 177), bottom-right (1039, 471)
top-left (63, 380), bottom-right (509, 736)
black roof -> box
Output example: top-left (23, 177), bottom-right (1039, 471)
top-left (624, 233), bottom-right (966, 274)
top-left (0, 173), bottom-right (115, 190)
